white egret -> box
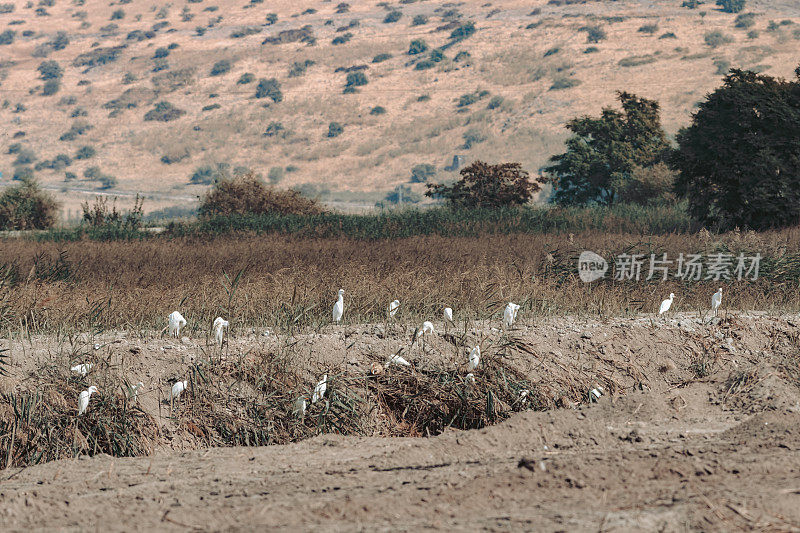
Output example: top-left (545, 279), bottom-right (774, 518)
top-left (293, 396), bottom-right (307, 418)
top-left (168, 311), bottom-right (187, 338)
top-left (388, 299), bottom-right (400, 318)
top-left (213, 317), bottom-right (229, 346)
top-left (590, 386), bottom-right (604, 402)
top-left (78, 386), bottom-right (98, 415)
top-left (659, 293), bottom-right (675, 315)
top-left (332, 289), bottom-right (344, 323)
top-left (385, 353), bottom-right (411, 368)
top-left (519, 389), bottom-right (530, 406)
top-left (71, 363), bottom-right (93, 376)
top-left (465, 373), bottom-right (476, 385)
top-left (468, 345), bottom-right (480, 371)
top-left (130, 381), bottom-right (144, 401)
top-left (503, 302), bottom-right (520, 329)
top-left (416, 321), bottom-right (435, 338)
top-left (711, 288), bottom-right (722, 316)
top-left (443, 307), bottom-right (453, 324)
top-left (171, 380), bottom-right (188, 402)
top-left (312, 373), bottom-right (328, 404)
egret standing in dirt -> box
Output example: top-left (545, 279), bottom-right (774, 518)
top-left (503, 302), bottom-right (520, 329)
top-left (333, 289), bottom-right (344, 323)
top-left (171, 380), bottom-right (188, 402)
top-left (388, 299), bottom-right (400, 318)
top-left (443, 307), bottom-right (453, 324)
top-left (213, 317), bottom-right (229, 346)
top-left (168, 311), bottom-right (187, 338)
top-left (659, 293), bottom-right (675, 315)
top-left (385, 353), bottom-right (411, 368)
top-left (78, 385), bottom-right (98, 416)
top-left (468, 345), bottom-right (480, 370)
top-left (711, 288), bottom-right (723, 316)
top-left (71, 363), bottom-right (93, 376)
top-left (312, 373), bottom-right (328, 404)
top-left (293, 396), bottom-right (307, 418)
top-left (416, 321), bottom-right (435, 338)
top-left (130, 381), bottom-right (144, 402)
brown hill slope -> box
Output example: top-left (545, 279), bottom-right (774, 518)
top-left (0, 0), bottom-right (798, 216)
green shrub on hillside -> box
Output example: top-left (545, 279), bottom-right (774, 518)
top-left (0, 178), bottom-right (59, 230)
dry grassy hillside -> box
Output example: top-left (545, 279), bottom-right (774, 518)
top-left (0, 0), bottom-right (798, 217)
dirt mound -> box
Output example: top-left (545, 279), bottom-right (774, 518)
top-left (3, 314), bottom-right (800, 530)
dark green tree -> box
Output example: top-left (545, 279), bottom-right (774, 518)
top-left (426, 161), bottom-right (540, 208)
top-left (716, 0), bottom-right (745, 13)
top-left (543, 92), bottom-right (671, 206)
top-left (670, 67), bottom-right (800, 230)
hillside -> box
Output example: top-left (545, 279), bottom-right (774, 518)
top-left (0, 0), bottom-right (798, 217)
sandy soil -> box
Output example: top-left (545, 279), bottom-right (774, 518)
top-left (2, 313), bottom-right (800, 531)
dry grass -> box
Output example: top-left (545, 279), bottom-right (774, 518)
top-left (0, 228), bottom-right (799, 334)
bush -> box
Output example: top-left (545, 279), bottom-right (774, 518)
top-left (289, 59), bottom-right (315, 77)
top-left (408, 39), bottom-right (428, 55)
top-left (462, 128), bottom-right (487, 149)
top-left (199, 172), bottom-right (323, 218)
top-left (42, 79), bottom-right (60, 96)
top-left (425, 161), bottom-right (540, 208)
top-left (263, 121), bottom-right (286, 137)
top-left (382, 185), bottom-right (421, 205)
top-left (144, 101), bottom-right (186, 122)
top-left (327, 122), bottom-right (343, 138)
top-left (410, 163), bottom-right (436, 183)
top-left (255, 78), bottom-right (282, 102)
top-left (75, 145), bottom-right (96, 159)
top-left (412, 14), bottom-right (428, 26)
top-left (13, 167), bottom-right (34, 181)
top-left (584, 25), bottom-right (606, 43)
top-left (210, 59), bottom-right (231, 76)
top-left (550, 76), bottom-right (582, 90)
top-left (716, 0), bottom-right (745, 13)
top-left (153, 47), bottom-right (169, 59)
top-left (0, 3), bottom-right (13, 14)
top-left (14, 148), bottom-right (36, 166)
top-left (638, 23), bottom-right (659, 34)
top-left (734, 12), bottom-right (756, 29)
top-left (265, 13), bottom-right (277, 25)
top-left (372, 53), bottom-right (392, 63)
top-left (345, 71), bottom-right (368, 88)
top-left (267, 166), bottom-right (283, 184)
top-left (111, 8), bottom-right (125, 20)
top-left (704, 30), bottom-right (734, 47)
top-left (370, 105), bottom-right (386, 115)
top-left (37, 60), bottom-right (62, 80)
top-left (332, 32), bottom-right (352, 45)
top-left (0, 30), bottom-right (15, 45)
top-left (659, 32), bottom-right (677, 39)
top-left (543, 47), bottom-right (560, 57)
top-left (0, 178), bottom-right (59, 229)
top-left (713, 58), bottom-right (730, 75)
top-left (487, 95), bottom-right (504, 109)
top-left (237, 72), bottom-right (255, 84)
top-left (584, 46), bottom-right (600, 53)
top-left (383, 10), bottom-right (401, 23)
top-left (415, 59), bottom-right (435, 70)
top-left (450, 21), bottom-right (476, 41)
top-left (190, 163), bottom-right (230, 185)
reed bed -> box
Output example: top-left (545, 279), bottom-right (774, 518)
top-left (0, 227), bottom-right (799, 335)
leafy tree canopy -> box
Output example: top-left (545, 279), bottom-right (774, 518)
top-left (670, 67), bottom-right (800, 230)
top-left (543, 92), bottom-right (671, 206)
top-left (426, 161), bottom-right (540, 208)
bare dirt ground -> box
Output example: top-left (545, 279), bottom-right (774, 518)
top-left (2, 313), bottom-right (800, 531)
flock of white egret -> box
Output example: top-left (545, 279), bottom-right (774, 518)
top-left (71, 287), bottom-right (725, 417)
